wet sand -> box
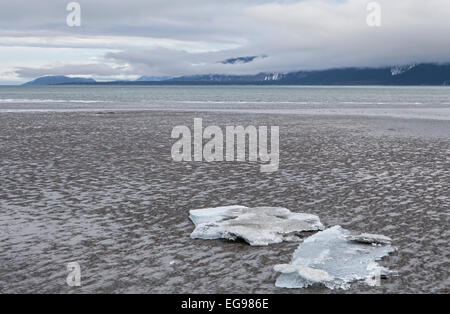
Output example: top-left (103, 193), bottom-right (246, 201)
top-left (0, 111), bottom-right (449, 293)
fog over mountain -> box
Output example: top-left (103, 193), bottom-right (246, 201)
top-left (2, 0), bottom-right (450, 84)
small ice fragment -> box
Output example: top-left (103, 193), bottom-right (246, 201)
top-left (189, 205), bottom-right (248, 225)
top-left (274, 264), bottom-right (333, 283)
top-left (189, 206), bottom-right (324, 246)
top-left (347, 233), bottom-right (392, 245)
top-left (364, 262), bottom-right (392, 286)
top-left (274, 226), bottom-right (396, 289)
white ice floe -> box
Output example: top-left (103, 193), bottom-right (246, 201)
top-left (189, 205), bottom-right (248, 225)
top-left (189, 206), bottom-right (324, 246)
top-left (274, 226), bottom-right (396, 289)
top-left (273, 264), bottom-right (333, 284)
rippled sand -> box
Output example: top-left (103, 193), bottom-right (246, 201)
top-left (0, 111), bottom-right (448, 293)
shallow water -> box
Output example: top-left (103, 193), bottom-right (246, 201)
top-left (1, 85), bottom-right (450, 120)
top-left (0, 86), bottom-right (449, 293)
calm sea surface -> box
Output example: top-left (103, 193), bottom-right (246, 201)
top-left (0, 85), bottom-right (450, 119)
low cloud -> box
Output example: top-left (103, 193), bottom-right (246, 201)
top-left (14, 63), bottom-right (135, 80)
top-left (2, 0), bottom-right (450, 81)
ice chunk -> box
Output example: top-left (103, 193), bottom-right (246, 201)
top-left (274, 226), bottom-right (396, 289)
top-left (189, 206), bottom-right (324, 246)
top-left (364, 262), bottom-right (392, 287)
top-left (189, 205), bottom-right (248, 225)
top-left (274, 264), bottom-right (333, 283)
top-left (347, 233), bottom-right (392, 245)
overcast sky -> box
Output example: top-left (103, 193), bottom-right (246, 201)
top-left (1, 0), bottom-right (450, 84)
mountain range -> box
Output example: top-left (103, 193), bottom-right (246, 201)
top-left (23, 75), bottom-right (96, 86)
top-left (22, 63), bottom-right (450, 86)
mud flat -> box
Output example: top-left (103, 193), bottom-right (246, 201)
top-left (0, 111), bottom-right (448, 293)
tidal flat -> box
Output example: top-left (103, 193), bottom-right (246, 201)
top-left (0, 111), bottom-right (448, 293)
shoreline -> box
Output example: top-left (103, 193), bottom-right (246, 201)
top-left (1, 109), bottom-right (449, 139)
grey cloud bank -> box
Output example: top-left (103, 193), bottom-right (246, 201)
top-left (1, 0), bottom-right (450, 83)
